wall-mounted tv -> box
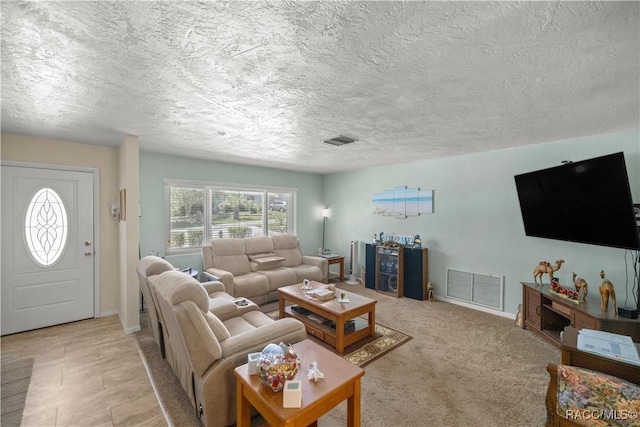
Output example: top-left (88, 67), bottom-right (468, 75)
top-left (514, 152), bottom-right (640, 250)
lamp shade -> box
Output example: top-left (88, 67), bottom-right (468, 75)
top-left (321, 208), bottom-right (329, 218)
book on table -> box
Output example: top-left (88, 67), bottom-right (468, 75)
top-left (311, 289), bottom-right (335, 301)
top-left (307, 313), bottom-right (329, 324)
top-left (576, 328), bottom-right (640, 366)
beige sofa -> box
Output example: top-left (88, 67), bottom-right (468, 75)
top-left (152, 269), bottom-right (307, 427)
top-left (201, 234), bottom-right (328, 305)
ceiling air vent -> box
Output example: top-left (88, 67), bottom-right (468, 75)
top-left (323, 135), bottom-right (357, 146)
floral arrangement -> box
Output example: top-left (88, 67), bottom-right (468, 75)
top-left (256, 342), bottom-right (300, 392)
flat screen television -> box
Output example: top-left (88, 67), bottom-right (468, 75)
top-left (514, 152), bottom-right (640, 250)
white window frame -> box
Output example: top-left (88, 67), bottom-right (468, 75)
top-left (163, 178), bottom-right (297, 255)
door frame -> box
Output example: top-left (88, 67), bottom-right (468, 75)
top-left (1, 160), bottom-right (101, 318)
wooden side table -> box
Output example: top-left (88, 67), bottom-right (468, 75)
top-left (325, 255), bottom-right (344, 282)
top-left (234, 339), bottom-right (365, 427)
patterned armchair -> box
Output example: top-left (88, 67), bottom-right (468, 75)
top-left (546, 364), bottom-right (639, 426)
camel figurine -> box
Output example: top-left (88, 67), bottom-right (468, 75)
top-left (599, 270), bottom-right (617, 313)
top-left (572, 272), bottom-right (588, 301)
top-left (533, 259), bottom-right (565, 285)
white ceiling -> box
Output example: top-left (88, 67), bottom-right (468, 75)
top-left (2, 1), bottom-right (639, 174)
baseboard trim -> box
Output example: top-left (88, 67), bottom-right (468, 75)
top-left (439, 297), bottom-right (516, 320)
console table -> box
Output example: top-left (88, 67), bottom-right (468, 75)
top-left (521, 282), bottom-right (640, 346)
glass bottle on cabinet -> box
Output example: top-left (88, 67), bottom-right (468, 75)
top-left (375, 246), bottom-right (404, 297)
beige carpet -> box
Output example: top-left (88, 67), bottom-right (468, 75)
top-left (264, 309), bottom-right (412, 367)
top-left (136, 283), bottom-right (561, 427)
top-left (0, 354), bottom-right (34, 427)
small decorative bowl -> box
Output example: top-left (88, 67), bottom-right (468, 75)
top-left (256, 343), bottom-right (300, 392)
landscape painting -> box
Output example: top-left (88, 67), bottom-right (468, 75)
top-left (373, 186), bottom-right (433, 217)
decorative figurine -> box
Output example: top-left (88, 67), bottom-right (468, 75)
top-left (599, 270), bottom-right (617, 313)
top-left (533, 259), bottom-right (565, 285)
top-left (426, 282), bottom-right (435, 301)
top-left (413, 235), bottom-right (422, 248)
top-left (572, 272), bottom-right (588, 301)
top-left (515, 304), bottom-right (523, 328)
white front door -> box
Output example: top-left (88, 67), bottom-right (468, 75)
top-left (1, 165), bottom-right (95, 335)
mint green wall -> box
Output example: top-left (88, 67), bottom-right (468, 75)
top-left (322, 132), bottom-right (640, 316)
top-left (139, 152), bottom-right (324, 270)
top-left (139, 133), bottom-right (639, 317)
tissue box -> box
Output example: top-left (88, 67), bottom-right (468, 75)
top-left (283, 380), bottom-right (302, 408)
top-left (247, 352), bottom-right (260, 375)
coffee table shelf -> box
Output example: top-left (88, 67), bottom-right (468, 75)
top-left (284, 305), bottom-right (369, 348)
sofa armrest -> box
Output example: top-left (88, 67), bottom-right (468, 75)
top-left (203, 268), bottom-right (235, 295)
top-left (545, 364), bottom-right (559, 427)
top-left (208, 298), bottom-right (239, 319)
top-left (201, 280), bottom-right (226, 295)
top-left (302, 255), bottom-right (328, 282)
top-left (219, 318), bottom-right (306, 356)
top-left (179, 301), bottom-right (224, 377)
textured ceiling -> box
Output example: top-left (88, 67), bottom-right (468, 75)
top-left (2, 1), bottom-right (639, 174)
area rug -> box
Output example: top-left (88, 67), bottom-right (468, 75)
top-left (1, 354), bottom-right (34, 427)
top-left (265, 310), bottom-right (411, 367)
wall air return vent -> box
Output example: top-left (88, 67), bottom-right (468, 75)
top-left (445, 268), bottom-right (504, 311)
top-left (323, 135), bottom-right (357, 146)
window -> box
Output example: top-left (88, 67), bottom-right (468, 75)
top-left (164, 180), bottom-right (296, 254)
top-left (25, 187), bottom-right (68, 266)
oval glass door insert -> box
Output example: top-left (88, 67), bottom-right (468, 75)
top-left (25, 187), bottom-right (69, 266)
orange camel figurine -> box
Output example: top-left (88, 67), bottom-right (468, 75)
top-left (572, 272), bottom-right (588, 301)
top-left (533, 259), bottom-right (564, 285)
top-left (599, 270), bottom-right (617, 312)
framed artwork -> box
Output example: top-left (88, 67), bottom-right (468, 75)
top-left (372, 186), bottom-right (433, 217)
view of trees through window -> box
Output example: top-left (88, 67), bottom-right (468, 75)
top-left (166, 183), bottom-right (293, 253)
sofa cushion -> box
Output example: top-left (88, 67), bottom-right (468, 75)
top-left (210, 238), bottom-right (246, 255)
top-left (210, 239), bottom-right (251, 276)
top-left (233, 272), bottom-right (270, 298)
top-left (272, 234), bottom-right (303, 267)
top-left (245, 236), bottom-right (274, 255)
top-left (145, 257), bottom-right (175, 276)
top-left (258, 267), bottom-right (298, 291)
top-left (159, 271), bottom-right (210, 312)
top-left (290, 264), bottom-right (324, 283)
top-left (223, 311), bottom-right (275, 336)
top-left (204, 312), bottom-right (231, 342)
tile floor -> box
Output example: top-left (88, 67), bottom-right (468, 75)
top-left (0, 315), bottom-right (167, 427)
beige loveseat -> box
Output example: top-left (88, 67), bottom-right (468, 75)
top-left (201, 234), bottom-right (328, 305)
top-left (152, 270), bottom-right (307, 427)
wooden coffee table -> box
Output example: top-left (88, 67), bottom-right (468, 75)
top-left (234, 339), bottom-right (365, 427)
top-left (278, 282), bottom-right (376, 354)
